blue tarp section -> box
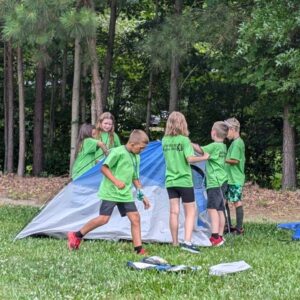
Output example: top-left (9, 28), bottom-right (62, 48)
top-left (277, 222), bottom-right (300, 240)
top-left (15, 141), bottom-right (211, 246)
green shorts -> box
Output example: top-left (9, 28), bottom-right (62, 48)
top-left (226, 184), bottom-right (243, 203)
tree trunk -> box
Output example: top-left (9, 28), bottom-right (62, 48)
top-left (61, 47), bottom-right (67, 108)
top-left (169, 0), bottom-right (183, 113)
top-left (282, 104), bottom-right (296, 190)
top-left (102, 0), bottom-right (117, 109)
top-left (88, 37), bottom-right (103, 118)
top-left (146, 71), bottom-right (153, 136)
top-left (17, 46), bottom-right (26, 177)
top-left (3, 42), bottom-right (8, 172)
top-left (49, 65), bottom-right (57, 146)
top-left (91, 82), bottom-right (96, 125)
top-left (6, 40), bottom-right (14, 173)
top-left (112, 74), bottom-right (124, 125)
top-left (80, 62), bottom-right (87, 122)
top-left (33, 62), bottom-right (46, 176)
top-left (70, 38), bottom-right (81, 172)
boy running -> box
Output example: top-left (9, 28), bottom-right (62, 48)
top-left (67, 129), bottom-right (150, 255)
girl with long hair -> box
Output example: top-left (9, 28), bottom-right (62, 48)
top-left (162, 111), bottom-right (208, 253)
top-left (95, 112), bottom-right (121, 161)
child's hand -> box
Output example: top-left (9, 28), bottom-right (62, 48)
top-left (143, 196), bottom-right (150, 210)
top-left (202, 152), bottom-right (209, 160)
top-left (114, 179), bottom-right (125, 189)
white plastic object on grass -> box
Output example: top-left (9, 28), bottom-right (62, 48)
top-left (209, 260), bottom-right (251, 276)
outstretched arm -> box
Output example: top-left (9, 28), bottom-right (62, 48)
top-left (226, 158), bottom-right (239, 165)
top-left (187, 152), bottom-right (209, 163)
top-left (191, 143), bottom-right (204, 154)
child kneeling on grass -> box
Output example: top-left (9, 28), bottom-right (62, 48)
top-left (67, 129), bottom-right (151, 255)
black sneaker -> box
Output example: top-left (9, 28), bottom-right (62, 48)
top-left (224, 226), bottom-right (236, 234)
top-left (234, 228), bottom-right (244, 235)
top-left (180, 242), bottom-right (200, 254)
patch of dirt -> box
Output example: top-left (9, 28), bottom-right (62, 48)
top-left (0, 175), bottom-right (299, 222)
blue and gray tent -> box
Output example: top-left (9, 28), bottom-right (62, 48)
top-left (15, 141), bottom-right (211, 246)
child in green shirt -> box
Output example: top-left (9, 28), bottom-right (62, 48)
top-left (193, 121), bottom-right (228, 247)
top-left (71, 124), bottom-right (109, 180)
top-left (94, 112), bottom-right (121, 162)
top-left (224, 117), bottom-right (245, 235)
top-left (68, 130), bottom-right (150, 255)
top-left (162, 111), bottom-right (209, 254)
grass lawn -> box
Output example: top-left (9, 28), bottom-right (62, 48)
top-left (0, 205), bottom-right (299, 300)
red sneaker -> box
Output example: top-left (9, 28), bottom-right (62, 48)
top-left (137, 248), bottom-right (148, 255)
top-left (67, 232), bottom-right (82, 250)
top-left (210, 236), bottom-right (224, 247)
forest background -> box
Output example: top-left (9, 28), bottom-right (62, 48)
top-left (1, 0), bottom-right (300, 191)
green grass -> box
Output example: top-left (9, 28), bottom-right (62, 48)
top-left (0, 205), bottom-right (299, 300)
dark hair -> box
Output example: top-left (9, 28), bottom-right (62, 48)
top-left (75, 124), bottom-right (95, 158)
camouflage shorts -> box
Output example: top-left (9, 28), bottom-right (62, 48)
top-left (226, 184), bottom-right (243, 203)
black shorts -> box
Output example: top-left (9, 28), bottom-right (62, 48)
top-left (99, 200), bottom-right (138, 217)
top-left (207, 183), bottom-right (227, 211)
top-left (166, 187), bottom-right (195, 203)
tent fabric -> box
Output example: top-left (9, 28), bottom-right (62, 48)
top-left (15, 141), bottom-right (211, 246)
top-left (277, 222), bottom-right (300, 240)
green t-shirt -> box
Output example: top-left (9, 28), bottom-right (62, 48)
top-left (98, 145), bottom-right (140, 202)
top-left (72, 138), bottom-right (99, 180)
top-left (95, 132), bottom-right (121, 161)
top-left (225, 137), bottom-right (245, 185)
top-left (162, 135), bottom-right (194, 188)
top-left (202, 142), bottom-right (227, 189)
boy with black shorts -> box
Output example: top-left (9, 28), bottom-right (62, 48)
top-left (193, 121), bottom-right (228, 246)
top-left (67, 129), bottom-right (150, 255)
top-left (224, 118), bottom-right (245, 235)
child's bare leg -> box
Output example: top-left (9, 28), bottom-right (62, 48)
top-left (218, 210), bottom-right (225, 236)
top-left (208, 208), bottom-right (219, 233)
top-left (183, 202), bottom-right (196, 242)
top-left (80, 215), bottom-right (110, 236)
top-left (169, 198), bottom-right (180, 245)
top-left (127, 211), bottom-right (142, 247)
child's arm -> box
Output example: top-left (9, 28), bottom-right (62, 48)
top-left (226, 158), bottom-right (239, 165)
top-left (191, 143), bottom-right (204, 154)
top-left (101, 165), bottom-right (125, 189)
top-left (97, 141), bottom-right (109, 156)
top-left (187, 152), bottom-right (209, 163)
top-left (133, 179), bottom-right (150, 210)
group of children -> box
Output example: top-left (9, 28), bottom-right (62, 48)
top-left (68, 111), bottom-right (245, 255)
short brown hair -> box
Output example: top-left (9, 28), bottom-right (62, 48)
top-left (128, 129), bottom-right (149, 144)
top-left (212, 121), bottom-right (229, 139)
top-left (224, 117), bottom-right (240, 132)
top-left (164, 111), bottom-right (189, 136)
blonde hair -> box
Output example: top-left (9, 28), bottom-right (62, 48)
top-left (128, 129), bottom-right (149, 144)
top-left (225, 117), bottom-right (240, 132)
top-left (164, 111), bottom-right (189, 136)
top-left (212, 121), bottom-right (229, 139)
top-left (96, 112), bottom-right (116, 147)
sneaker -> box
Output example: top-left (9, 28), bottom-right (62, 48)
top-left (224, 226), bottom-right (236, 234)
top-left (234, 228), bottom-right (244, 235)
top-left (180, 242), bottom-right (200, 254)
top-left (209, 236), bottom-right (224, 247)
top-left (67, 232), bottom-right (82, 250)
top-left (137, 248), bottom-right (148, 255)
